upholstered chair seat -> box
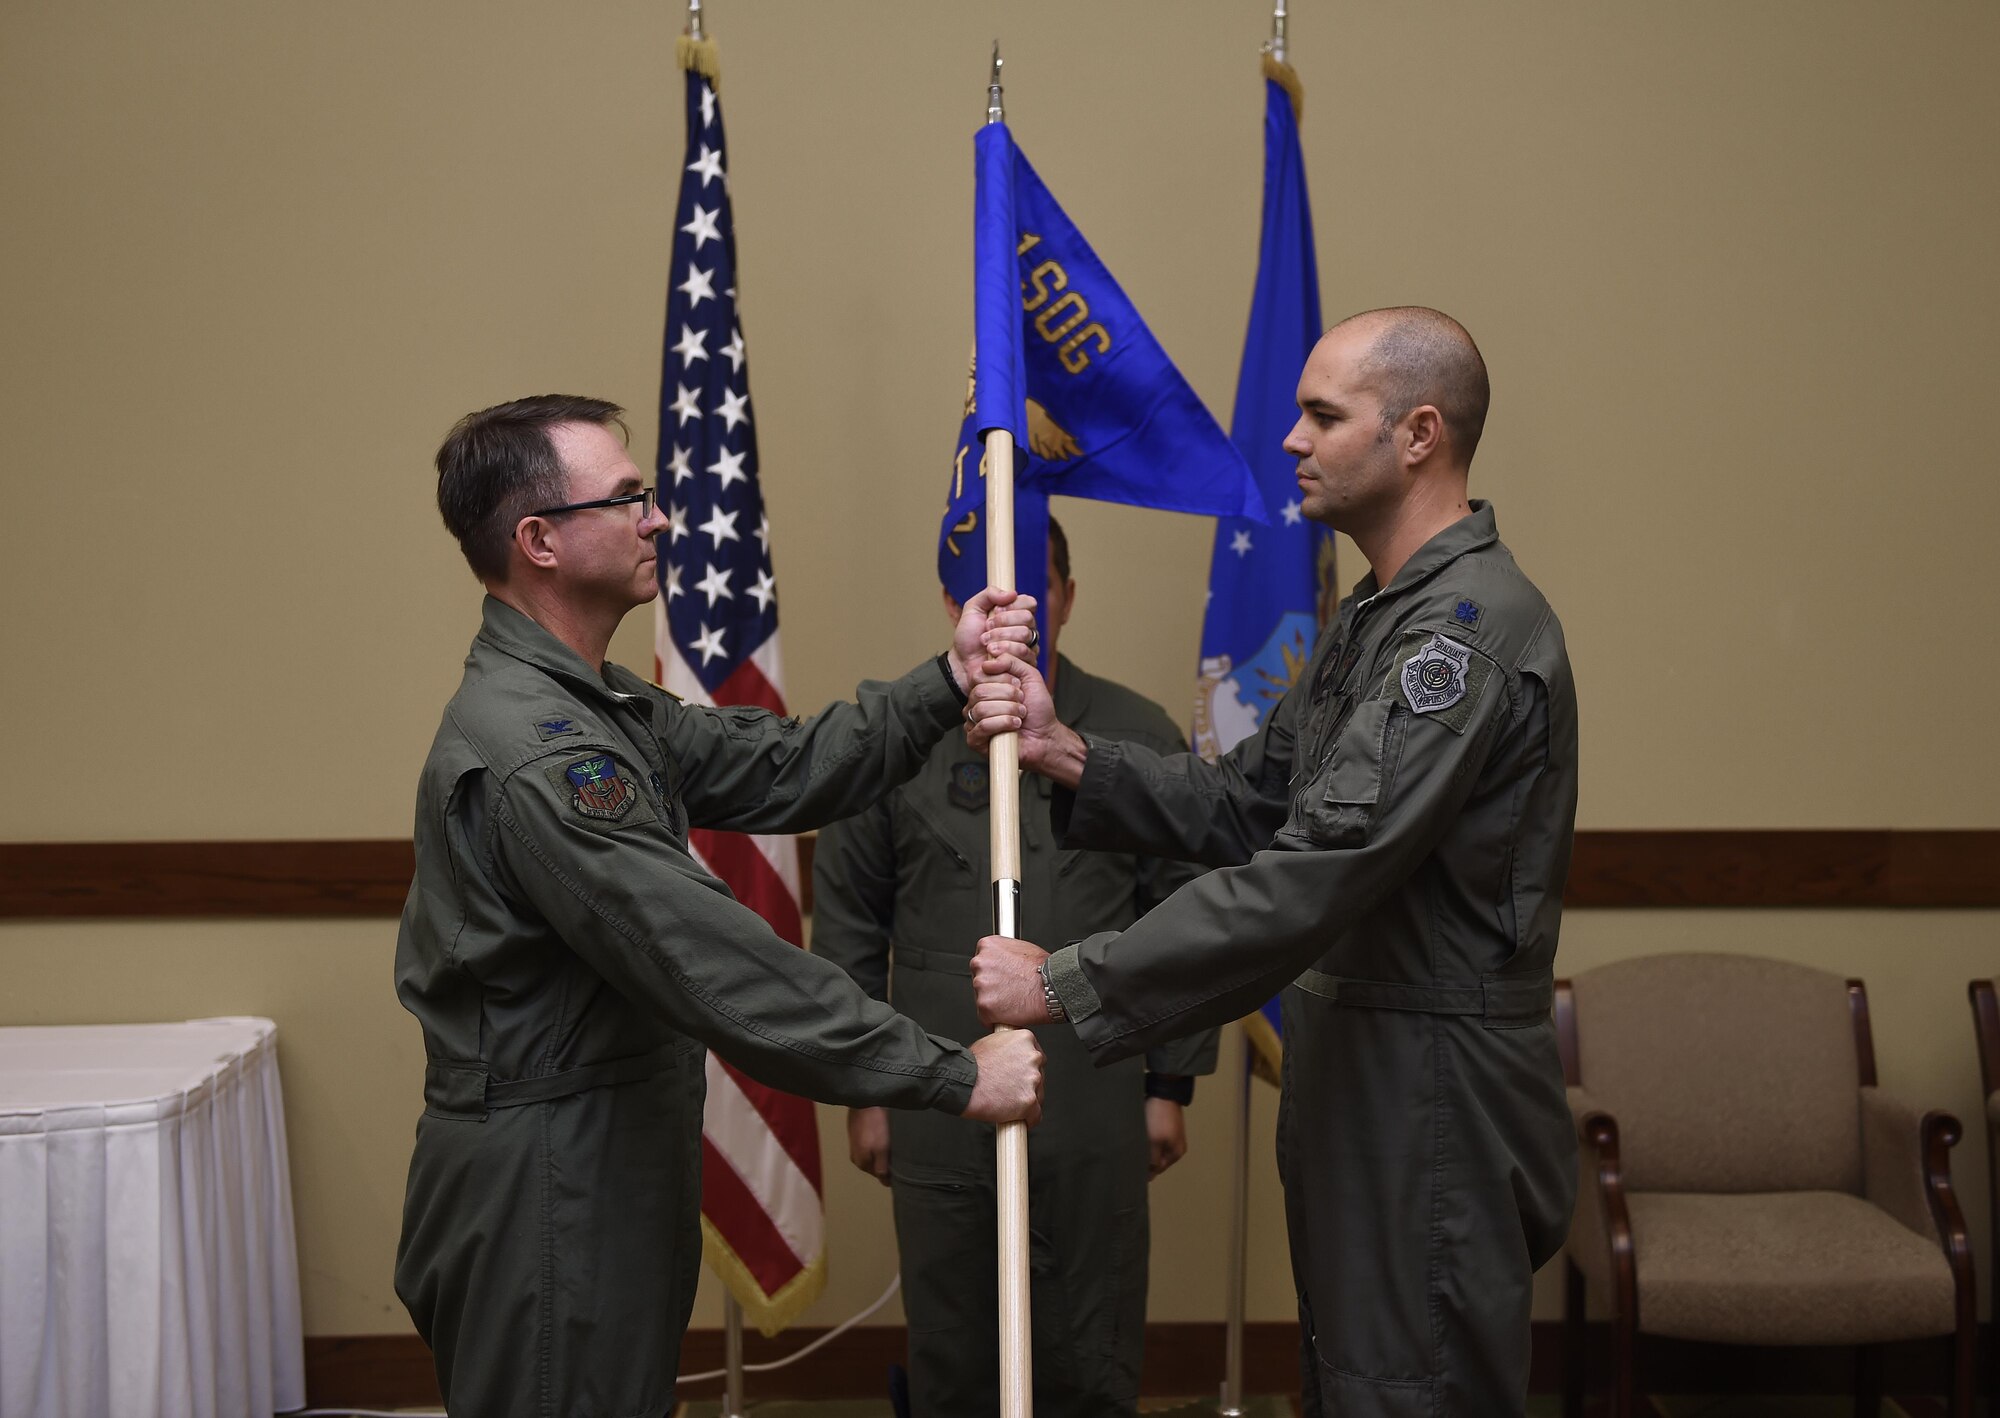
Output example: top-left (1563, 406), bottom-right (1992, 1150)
top-left (1575, 1189), bottom-right (1956, 1346)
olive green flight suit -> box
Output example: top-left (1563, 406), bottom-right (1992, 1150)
top-left (1039, 504), bottom-right (1579, 1417)
top-left (813, 657), bottom-right (1218, 1418)
top-left (394, 597), bottom-right (983, 1418)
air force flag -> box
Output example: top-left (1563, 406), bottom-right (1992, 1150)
top-left (1194, 72), bottom-right (1331, 760)
top-left (941, 123), bottom-right (1266, 659)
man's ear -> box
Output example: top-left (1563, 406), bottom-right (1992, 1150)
top-left (941, 587), bottom-right (963, 626)
top-left (1402, 406), bottom-right (1445, 468)
top-left (1057, 578), bottom-right (1077, 628)
top-left (515, 516), bottom-right (560, 572)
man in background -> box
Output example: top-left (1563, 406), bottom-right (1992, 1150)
top-left (395, 394), bottom-right (1044, 1418)
top-left (815, 517), bottom-right (1217, 1417)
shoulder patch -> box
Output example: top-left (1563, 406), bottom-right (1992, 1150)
top-left (533, 716), bottom-right (585, 741)
top-left (1394, 632), bottom-right (1496, 734)
top-left (1450, 598), bottom-right (1484, 633)
top-left (548, 752), bottom-right (646, 823)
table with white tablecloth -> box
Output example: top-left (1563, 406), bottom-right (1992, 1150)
top-left (0, 1017), bottom-right (306, 1418)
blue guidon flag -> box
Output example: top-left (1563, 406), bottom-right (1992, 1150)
top-left (941, 121), bottom-right (1266, 661)
top-left (1197, 57), bottom-right (1329, 1085)
top-left (651, 33), bottom-right (827, 1337)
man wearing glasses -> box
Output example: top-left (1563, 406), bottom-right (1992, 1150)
top-left (394, 394), bottom-right (1045, 1418)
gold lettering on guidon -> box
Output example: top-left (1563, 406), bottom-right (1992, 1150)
top-left (1013, 232), bottom-right (1113, 373)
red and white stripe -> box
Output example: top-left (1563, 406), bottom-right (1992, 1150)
top-left (657, 630), bottom-right (827, 1330)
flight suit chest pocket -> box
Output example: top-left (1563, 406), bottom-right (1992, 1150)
top-left (1286, 695), bottom-right (1404, 849)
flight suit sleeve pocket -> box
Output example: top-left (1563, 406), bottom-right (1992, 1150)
top-left (714, 704), bottom-right (801, 741)
top-left (1296, 696), bottom-right (1401, 849)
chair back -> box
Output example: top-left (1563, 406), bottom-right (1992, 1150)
top-left (1972, 978), bottom-right (2000, 1105)
top-left (1568, 952), bottom-right (1863, 1194)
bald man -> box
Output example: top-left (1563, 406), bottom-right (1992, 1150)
top-left (966, 309), bottom-right (1579, 1416)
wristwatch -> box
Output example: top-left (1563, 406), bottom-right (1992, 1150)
top-left (1038, 961), bottom-right (1066, 1022)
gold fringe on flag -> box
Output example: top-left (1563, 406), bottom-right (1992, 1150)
top-left (700, 1214), bottom-right (828, 1338)
top-left (678, 33), bottom-right (721, 89)
top-left (1262, 52), bottom-right (1303, 123)
top-left (1242, 1011), bottom-right (1284, 1087)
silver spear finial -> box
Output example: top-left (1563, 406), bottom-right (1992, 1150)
top-left (1267, 0), bottom-right (1289, 65)
top-left (986, 41), bottom-right (1005, 125)
top-left (686, 0), bottom-right (704, 42)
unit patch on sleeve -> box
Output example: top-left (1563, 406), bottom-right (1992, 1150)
top-left (561, 753), bottom-right (637, 821)
top-left (1395, 631), bottom-right (1496, 734)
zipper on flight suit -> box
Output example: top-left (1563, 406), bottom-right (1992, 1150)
top-left (904, 801), bottom-right (973, 872)
top-left (1294, 592), bottom-right (1385, 808)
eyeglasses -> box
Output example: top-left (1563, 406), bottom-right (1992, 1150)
top-left (526, 487), bottom-right (658, 519)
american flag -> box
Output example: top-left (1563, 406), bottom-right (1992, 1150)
top-left (653, 48), bottom-right (827, 1335)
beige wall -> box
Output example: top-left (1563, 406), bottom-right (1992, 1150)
top-left (2, 0), bottom-right (1995, 1343)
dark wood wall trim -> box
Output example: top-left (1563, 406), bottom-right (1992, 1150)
top-left (0, 840), bottom-right (416, 919)
top-left (3, 830), bottom-right (1996, 920)
top-left (1559, 829), bottom-right (1999, 908)
top-left (303, 1320), bottom-right (1990, 1408)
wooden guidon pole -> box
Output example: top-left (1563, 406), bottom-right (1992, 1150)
top-left (982, 46), bottom-right (1031, 1417)
top-left (983, 422), bottom-right (1034, 1418)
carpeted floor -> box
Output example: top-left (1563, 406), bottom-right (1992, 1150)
top-left (673, 1399), bottom-right (1296, 1417)
top-left (1527, 1401), bottom-right (1931, 1417)
top-left (675, 1397), bottom-right (1938, 1417)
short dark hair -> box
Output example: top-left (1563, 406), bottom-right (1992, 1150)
top-left (1343, 307), bottom-right (1490, 465)
top-left (435, 395), bottom-right (627, 582)
top-left (1048, 515), bottom-right (1071, 582)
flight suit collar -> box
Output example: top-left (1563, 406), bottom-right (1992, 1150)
top-left (474, 595), bottom-right (634, 710)
top-left (1347, 500), bottom-right (1499, 608)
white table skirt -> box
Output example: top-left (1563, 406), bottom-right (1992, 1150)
top-left (0, 1019), bottom-right (306, 1418)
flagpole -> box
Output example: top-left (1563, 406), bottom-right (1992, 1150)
top-left (684, 5), bottom-right (752, 1408)
top-left (1218, 1031), bottom-right (1252, 1415)
top-left (1218, 12), bottom-right (1294, 1413)
top-left (700, 8), bottom-right (740, 1408)
top-left (721, 1293), bottom-right (745, 1418)
top-left (1219, 28), bottom-right (1286, 1411)
top-left (981, 44), bottom-right (1035, 1418)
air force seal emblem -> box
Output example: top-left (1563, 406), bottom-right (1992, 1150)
top-left (564, 754), bottom-right (636, 821)
top-left (1400, 634), bottom-right (1474, 716)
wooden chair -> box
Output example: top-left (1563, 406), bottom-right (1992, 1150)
top-left (1970, 977), bottom-right (2000, 1411)
top-left (1557, 954), bottom-right (1975, 1417)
